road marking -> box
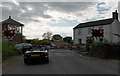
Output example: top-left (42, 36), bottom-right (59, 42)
top-left (66, 50), bottom-right (82, 57)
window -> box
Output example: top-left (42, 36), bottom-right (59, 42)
top-left (88, 28), bottom-right (92, 35)
top-left (8, 25), bottom-right (15, 30)
top-left (8, 25), bottom-right (22, 34)
top-left (16, 26), bottom-right (22, 33)
top-left (98, 26), bottom-right (102, 30)
top-left (78, 28), bottom-right (82, 35)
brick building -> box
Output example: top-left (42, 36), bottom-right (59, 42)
top-left (0, 16), bottom-right (24, 44)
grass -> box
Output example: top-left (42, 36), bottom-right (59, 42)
top-left (2, 40), bottom-right (22, 62)
top-left (0, 40), bottom-right (2, 63)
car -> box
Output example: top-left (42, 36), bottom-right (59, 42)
top-left (50, 46), bottom-right (54, 49)
top-left (15, 43), bottom-right (32, 53)
top-left (15, 43), bottom-right (32, 50)
top-left (23, 48), bottom-right (49, 64)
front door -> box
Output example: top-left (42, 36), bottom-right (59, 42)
top-left (79, 39), bottom-right (82, 44)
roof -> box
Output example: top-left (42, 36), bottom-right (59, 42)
top-left (73, 18), bottom-right (114, 29)
top-left (1, 16), bottom-right (24, 26)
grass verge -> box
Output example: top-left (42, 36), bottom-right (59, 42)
top-left (2, 40), bottom-right (22, 62)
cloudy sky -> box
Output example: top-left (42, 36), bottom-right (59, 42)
top-left (0, 0), bottom-right (120, 39)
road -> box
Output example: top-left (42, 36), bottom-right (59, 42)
top-left (2, 49), bottom-right (118, 74)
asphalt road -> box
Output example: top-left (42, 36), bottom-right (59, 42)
top-left (2, 49), bottom-right (118, 74)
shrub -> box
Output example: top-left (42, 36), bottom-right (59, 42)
top-left (103, 38), bottom-right (108, 44)
top-left (91, 42), bottom-right (99, 47)
top-left (89, 42), bottom-right (99, 56)
top-left (116, 41), bottom-right (120, 45)
top-left (2, 40), bottom-right (22, 61)
top-left (86, 37), bottom-right (94, 45)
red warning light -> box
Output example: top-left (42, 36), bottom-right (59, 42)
top-left (100, 31), bottom-right (102, 33)
top-left (10, 31), bottom-right (13, 34)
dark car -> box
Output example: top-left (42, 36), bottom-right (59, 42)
top-left (15, 43), bottom-right (32, 54)
top-left (23, 48), bottom-right (49, 64)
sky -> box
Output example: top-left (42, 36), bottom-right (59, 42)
top-left (0, 0), bottom-right (120, 40)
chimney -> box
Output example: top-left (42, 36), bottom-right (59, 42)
top-left (112, 10), bottom-right (118, 19)
top-left (9, 16), bottom-right (11, 19)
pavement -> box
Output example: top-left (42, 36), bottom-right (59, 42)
top-left (2, 49), bottom-right (118, 74)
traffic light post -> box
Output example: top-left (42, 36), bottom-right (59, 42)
top-left (91, 29), bottom-right (104, 42)
top-left (3, 29), bottom-right (15, 43)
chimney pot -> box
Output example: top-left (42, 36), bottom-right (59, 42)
top-left (113, 10), bottom-right (118, 19)
top-left (9, 16), bottom-right (11, 19)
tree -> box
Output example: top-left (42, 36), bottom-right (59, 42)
top-left (30, 39), bottom-right (51, 45)
top-left (63, 37), bottom-right (72, 44)
top-left (31, 39), bottom-right (41, 45)
top-left (41, 39), bottom-right (51, 45)
top-left (42, 32), bottom-right (52, 40)
top-left (56, 40), bottom-right (64, 42)
top-left (52, 34), bottom-right (63, 42)
top-left (22, 35), bottom-right (27, 43)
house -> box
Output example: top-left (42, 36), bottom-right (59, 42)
top-left (0, 16), bottom-right (24, 44)
top-left (73, 10), bottom-right (120, 44)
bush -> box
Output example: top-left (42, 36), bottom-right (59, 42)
top-left (91, 42), bottom-right (99, 47)
top-left (2, 40), bottom-right (22, 61)
top-left (0, 40), bottom-right (2, 63)
top-left (89, 42), bottom-right (119, 59)
top-left (86, 37), bottom-right (94, 45)
top-left (56, 40), bottom-right (64, 43)
top-left (117, 41), bottom-right (120, 45)
top-left (103, 38), bottom-right (108, 44)
top-left (89, 42), bottom-right (99, 56)
top-left (41, 39), bottom-right (51, 45)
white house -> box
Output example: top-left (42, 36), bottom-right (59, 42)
top-left (73, 10), bottom-right (120, 44)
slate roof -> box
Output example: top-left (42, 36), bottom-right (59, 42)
top-left (73, 18), bottom-right (114, 29)
top-left (1, 16), bottom-right (24, 26)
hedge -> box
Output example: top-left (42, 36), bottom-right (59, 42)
top-left (2, 40), bottom-right (22, 61)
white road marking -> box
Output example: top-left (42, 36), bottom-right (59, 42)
top-left (66, 50), bottom-right (82, 57)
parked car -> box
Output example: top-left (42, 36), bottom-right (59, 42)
top-left (50, 46), bottom-right (54, 49)
top-left (23, 48), bottom-right (49, 65)
top-left (15, 43), bottom-right (32, 53)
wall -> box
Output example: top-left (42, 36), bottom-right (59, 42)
top-left (73, 29), bottom-right (78, 44)
top-left (13, 34), bottom-right (22, 44)
top-left (74, 27), bottom-right (93, 44)
top-left (1, 24), bottom-right (23, 44)
top-left (111, 19), bottom-right (120, 43)
top-left (73, 23), bottom-right (117, 44)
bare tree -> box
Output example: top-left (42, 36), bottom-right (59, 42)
top-left (42, 32), bottom-right (52, 40)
